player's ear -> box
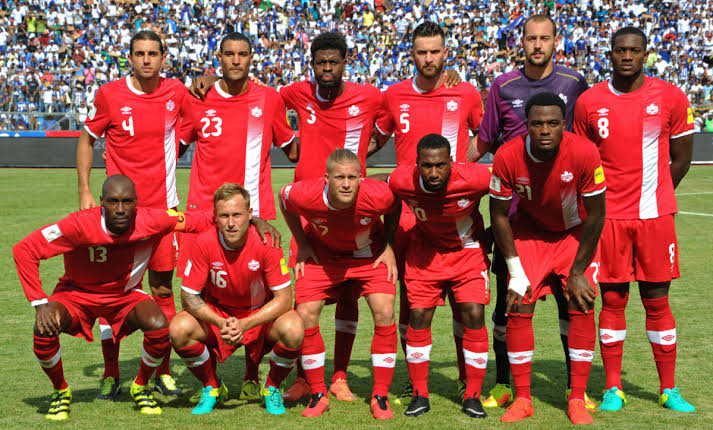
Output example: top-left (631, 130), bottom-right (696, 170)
top-left (248, 207), bottom-right (253, 220)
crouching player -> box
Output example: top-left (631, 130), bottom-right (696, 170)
top-left (170, 183), bottom-right (303, 415)
top-left (489, 93), bottom-right (605, 424)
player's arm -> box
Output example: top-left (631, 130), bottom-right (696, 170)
top-left (281, 137), bottom-right (299, 162)
top-left (443, 68), bottom-right (462, 88)
top-left (76, 128), bottom-right (98, 209)
top-left (372, 194), bottom-right (401, 283)
top-left (188, 75), bottom-right (220, 100)
top-left (279, 185), bottom-right (318, 277)
top-left (669, 133), bottom-right (693, 189)
top-left (180, 288), bottom-right (226, 328)
top-left (368, 129), bottom-right (391, 157)
top-left (369, 94), bottom-right (393, 157)
top-left (238, 280), bottom-right (292, 332)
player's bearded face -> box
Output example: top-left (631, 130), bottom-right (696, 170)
top-left (527, 105), bottom-right (564, 161)
top-left (325, 161), bottom-right (361, 209)
top-left (129, 39), bottom-right (165, 80)
top-left (610, 34), bottom-right (648, 78)
top-left (219, 40), bottom-right (253, 82)
top-left (417, 147), bottom-right (452, 192)
top-left (101, 185), bottom-right (137, 235)
top-left (215, 195), bottom-right (252, 248)
top-left (412, 36), bottom-right (447, 79)
top-left (522, 21), bottom-right (556, 67)
top-left (312, 49), bottom-right (345, 89)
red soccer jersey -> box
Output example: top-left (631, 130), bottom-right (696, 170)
top-left (489, 132), bottom-right (606, 232)
top-left (388, 163), bottom-right (491, 250)
top-left (573, 77), bottom-right (694, 220)
top-left (280, 178), bottom-right (398, 259)
top-left (377, 78), bottom-right (483, 166)
top-left (180, 81), bottom-right (295, 219)
top-left (279, 80), bottom-right (384, 181)
top-left (13, 207), bottom-right (213, 305)
top-left (180, 226), bottom-right (291, 317)
top-left (84, 76), bottom-right (188, 209)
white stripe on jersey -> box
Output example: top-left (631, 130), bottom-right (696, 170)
top-left (456, 215), bottom-right (479, 248)
top-left (344, 116), bottom-right (362, 155)
top-left (560, 187), bottom-right (582, 229)
top-left (126, 241), bottom-right (153, 290)
top-left (164, 123), bottom-right (179, 209)
top-left (640, 116), bottom-right (661, 219)
top-left (441, 98), bottom-right (460, 160)
top-left (245, 101), bottom-right (264, 217)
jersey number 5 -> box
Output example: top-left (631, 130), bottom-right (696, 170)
top-left (399, 113), bottom-right (410, 133)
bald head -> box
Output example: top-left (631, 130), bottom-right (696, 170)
top-left (101, 175), bottom-right (137, 234)
top-left (102, 175), bottom-right (136, 199)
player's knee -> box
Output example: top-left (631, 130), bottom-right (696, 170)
top-left (141, 311), bottom-right (168, 332)
top-left (371, 306), bottom-right (394, 326)
top-left (277, 311), bottom-right (304, 347)
top-left (168, 312), bottom-right (194, 346)
top-left (459, 303), bottom-right (485, 329)
top-left (295, 303), bottom-right (321, 327)
top-left (409, 308), bottom-right (431, 330)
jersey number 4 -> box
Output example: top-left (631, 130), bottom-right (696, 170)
top-left (122, 116), bottom-right (134, 136)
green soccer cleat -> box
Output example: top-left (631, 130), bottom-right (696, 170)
top-left (659, 387), bottom-right (695, 412)
top-left (46, 387), bottom-right (72, 421)
top-left (261, 382), bottom-right (286, 415)
top-left (191, 384), bottom-right (228, 415)
top-left (130, 381), bottom-right (162, 415)
top-left (482, 383), bottom-right (512, 408)
top-left (393, 381), bottom-right (413, 406)
top-left (240, 379), bottom-right (261, 401)
top-left (154, 374), bottom-right (182, 397)
top-left (457, 380), bottom-right (467, 402)
top-left (190, 381), bottom-right (228, 403)
top-left (599, 386), bottom-right (627, 411)
top-left (97, 376), bottom-right (121, 401)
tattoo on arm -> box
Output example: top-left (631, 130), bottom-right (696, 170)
top-left (181, 291), bottom-right (206, 312)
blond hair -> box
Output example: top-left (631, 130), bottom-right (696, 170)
top-left (213, 183), bottom-right (251, 209)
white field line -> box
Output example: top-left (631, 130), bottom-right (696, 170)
top-left (679, 211), bottom-right (713, 217)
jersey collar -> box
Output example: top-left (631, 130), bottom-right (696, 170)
top-left (322, 184), bottom-right (339, 210)
top-left (218, 229), bottom-right (242, 251)
top-left (315, 84), bottom-right (331, 102)
top-left (126, 75), bottom-right (146, 95)
top-left (525, 136), bottom-right (546, 163)
top-left (215, 80), bottom-right (234, 98)
top-left (418, 175), bottom-right (437, 193)
top-left (412, 75), bottom-right (428, 94)
top-left (100, 208), bottom-right (120, 236)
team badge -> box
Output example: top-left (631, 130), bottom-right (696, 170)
top-left (457, 198), bottom-right (471, 208)
top-left (360, 217), bottom-right (372, 225)
top-left (447, 100), bottom-right (458, 111)
top-left (687, 107), bottom-right (694, 125)
top-left (251, 106), bottom-right (263, 118)
top-left (41, 224), bottom-right (62, 243)
top-left (166, 100), bottom-right (175, 112)
top-left (594, 165), bottom-right (605, 184)
top-left (489, 175), bottom-right (501, 192)
top-left (561, 170), bottom-right (574, 183)
top-left (248, 259), bottom-right (260, 271)
top-left (646, 103), bottom-right (659, 115)
top-left (348, 105), bottom-right (360, 116)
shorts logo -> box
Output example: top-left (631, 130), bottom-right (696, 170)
top-left (447, 100), bottom-right (458, 111)
top-left (457, 198), bottom-right (471, 208)
top-left (348, 105), bottom-right (360, 116)
top-left (687, 107), bottom-right (694, 124)
top-left (248, 259), bottom-right (260, 271)
top-left (646, 103), bottom-right (659, 115)
top-left (489, 175), bottom-right (501, 193)
top-left (166, 100), bottom-right (175, 112)
top-left (41, 224), bottom-right (62, 243)
top-left (512, 99), bottom-right (524, 108)
top-left (251, 106), bottom-right (263, 118)
top-left (205, 109), bottom-right (217, 117)
top-left (594, 165), bottom-right (605, 184)
top-left (120, 106), bottom-right (132, 115)
top-left (558, 93), bottom-right (568, 104)
top-left (399, 103), bottom-right (410, 112)
top-left (561, 170), bottom-right (573, 183)
top-left (360, 217), bottom-right (372, 225)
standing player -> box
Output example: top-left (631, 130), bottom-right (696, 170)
top-left (13, 175), bottom-right (213, 420)
top-left (574, 27), bottom-right (695, 413)
top-left (178, 32), bottom-right (296, 401)
top-left (280, 149), bottom-right (399, 419)
top-left (76, 30), bottom-right (187, 399)
top-left (171, 184), bottom-right (302, 416)
top-left (374, 21), bottom-right (484, 402)
top-left (474, 14), bottom-right (591, 409)
top-left (388, 134), bottom-right (492, 419)
top-left (489, 93), bottom-right (605, 425)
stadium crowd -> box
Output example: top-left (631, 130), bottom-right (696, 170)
top-left (1, 0), bottom-right (713, 131)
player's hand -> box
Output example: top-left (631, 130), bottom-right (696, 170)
top-left (35, 303), bottom-right (62, 336)
top-left (79, 190), bottom-right (97, 210)
top-left (252, 217), bottom-right (281, 247)
top-left (220, 317), bottom-right (243, 345)
top-left (373, 244), bottom-right (398, 284)
top-left (294, 242), bottom-right (319, 280)
top-left (101, 151), bottom-right (106, 161)
top-left (250, 76), bottom-right (266, 86)
top-left (505, 285), bottom-right (531, 316)
top-left (564, 271), bottom-right (596, 313)
top-left (188, 75), bottom-right (219, 100)
top-left (444, 68), bottom-right (462, 88)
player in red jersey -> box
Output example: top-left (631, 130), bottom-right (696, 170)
top-left (373, 21), bottom-right (484, 403)
top-left (490, 93), bottom-right (605, 425)
top-left (178, 32), bottom-right (296, 401)
top-left (170, 183), bottom-right (302, 416)
top-left (75, 30), bottom-right (188, 399)
top-left (13, 175), bottom-right (214, 420)
top-left (280, 149), bottom-right (399, 419)
top-left (574, 27), bottom-right (695, 413)
top-left (388, 134), bottom-right (491, 419)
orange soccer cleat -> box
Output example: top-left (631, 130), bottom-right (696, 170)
top-left (329, 378), bottom-right (356, 401)
top-left (500, 397), bottom-right (534, 423)
top-left (568, 398), bottom-right (594, 425)
top-left (302, 392), bottom-right (330, 417)
top-left (370, 395), bottom-right (394, 420)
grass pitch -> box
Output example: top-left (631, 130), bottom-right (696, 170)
top-left (1, 166), bottom-right (711, 429)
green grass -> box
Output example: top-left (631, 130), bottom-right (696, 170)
top-left (1, 167), bottom-right (712, 429)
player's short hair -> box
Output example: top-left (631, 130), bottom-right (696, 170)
top-left (522, 14), bottom-right (557, 37)
top-left (311, 32), bottom-right (347, 60)
top-left (611, 26), bottom-right (647, 51)
top-left (214, 183), bottom-right (251, 209)
top-left (326, 148), bottom-right (361, 173)
top-left (130, 30), bottom-right (164, 55)
top-left (525, 92), bottom-right (566, 118)
top-left (220, 32), bottom-right (252, 54)
top-left (416, 133), bottom-right (451, 158)
top-left (412, 21), bottom-right (445, 46)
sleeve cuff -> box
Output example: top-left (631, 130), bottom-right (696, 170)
top-left (181, 285), bottom-right (202, 295)
top-left (489, 193), bottom-right (512, 200)
top-left (671, 129), bottom-right (694, 139)
top-left (374, 122), bottom-right (389, 137)
top-left (31, 298), bottom-right (49, 307)
top-left (582, 187), bottom-right (606, 197)
top-left (279, 135), bottom-right (295, 148)
top-left (269, 280), bottom-right (291, 291)
top-left (84, 124), bottom-right (100, 139)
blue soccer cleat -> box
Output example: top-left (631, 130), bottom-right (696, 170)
top-left (659, 387), bottom-right (695, 412)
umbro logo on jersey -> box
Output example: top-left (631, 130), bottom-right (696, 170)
top-left (211, 262), bottom-right (223, 269)
top-left (166, 100), bottom-right (175, 112)
top-left (399, 103), bottom-right (410, 111)
top-left (348, 105), bottom-right (360, 116)
top-left (559, 93), bottom-right (568, 104)
top-left (512, 99), bottom-right (524, 108)
top-left (360, 217), bottom-right (372, 225)
top-left (205, 109), bottom-right (217, 117)
top-left (597, 108), bottom-right (609, 116)
top-left (457, 198), bottom-right (471, 208)
top-left (646, 103), bottom-right (659, 115)
top-left (312, 218), bottom-right (326, 224)
top-left (248, 259), bottom-right (260, 271)
top-left (517, 176), bottom-right (530, 185)
top-left (561, 170), bottom-right (574, 183)
top-left (251, 107), bottom-right (263, 118)
top-left (447, 100), bottom-right (458, 111)
top-left (120, 106), bottom-right (132, 115)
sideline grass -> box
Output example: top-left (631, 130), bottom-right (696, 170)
top-left (0, 167), bottom-right (711, 428)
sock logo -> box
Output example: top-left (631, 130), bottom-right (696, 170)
top-left (410, 352), bottom-right (423, 359)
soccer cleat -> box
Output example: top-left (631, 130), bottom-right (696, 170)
top-left (568, 398), bottom-right (594, 425)
top-left (566, 389), bottom-right (597, 413)
top-left (97, 376), bottom-right (121, 401)
top-left (283, 377), bottom-right (310, 402)
top-left (404, 392), bottom-right (430, 417)
top-left (370, 395), bottom-right (394, 420)
top-left (191, 384), bottom-right (228, 415)
top-left (457, 380), bottom-right (466, 401)
top-left (130, 381), bottom-right (162, 415)
top-left (154, 374), bottom-right (182, 397)
top-left (189, 381), bottom-right (228, 404)
top-left (302, 392), bottom-right (330, 417)
top-left (261, 382), bottom-right (286, 415)
top-left (393, 381), bottom-right (413, 406)
top-left (462, 396), bottom-right (487, 418)
top-left (500, 397), bottom-right (534, 423)
top-left (659, 387), bottom-right (695, 412)
top-left (482, 383), bottom-right (513, 407)
top-left (45, 387), bottom-right (72, 421)
top-left (599, 386), bottom-right (627, 411)
top-left (329, 378), bottom-right (356, 401)
top-left (240, 379), bottom-right (261, 401)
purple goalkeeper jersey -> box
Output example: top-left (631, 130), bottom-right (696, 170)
top-left (480, 65), bottom-right (588, 152)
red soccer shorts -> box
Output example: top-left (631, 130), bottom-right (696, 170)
top-left (201, 303), bottom-right (275, 364)
top-left (598, 215), bottom-right (680, 283)
top-left (404, 242), bottom-right (491, 308)
top-left (393, 206), bottom-right (416, 278)
top-left (49, 285), bottom-right (153, 342)
top-left (512, 225), bottom-right (599, 304)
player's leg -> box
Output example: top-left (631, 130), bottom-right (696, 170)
top-left (33, 301), bottom-right (74, 421)
top-left (148, 265), bottom-right (181, 397)
top-left (457, 301), bottom-right (488, 419)
top-left (598, 282), bottom-right (630, 411)
top-left (295, 299), bottom-right (330, 417)
top-left (97, 317), bottom-right (121, 400)
top-left (240, 343), bottom-right (261, 400)
top-left (500, 301), bottom-right (536, 423)
top-left (262, 310), bottom-right (304, 415)
top-left (404, 306), bottom-right (436, 417)
top-left (330, 283), bottom-right (359, 401)
top-left (364, 291), bottom-right (397, 419)
top-left (446, 290), bottom-right (467, 400)
top-left (565, 288), bottom-right (596, 425)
